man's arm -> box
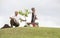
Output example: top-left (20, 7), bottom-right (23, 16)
top-left (19, 18), bottom-right (26, 22)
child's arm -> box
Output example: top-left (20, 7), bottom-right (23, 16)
top-left (35, 15), bottom-right (38, 20)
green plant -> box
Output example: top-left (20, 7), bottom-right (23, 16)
top-left (19, 9), bottom-right (30, 22)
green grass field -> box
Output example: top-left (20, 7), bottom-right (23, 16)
top-left (0, 27), bottom-right (60, 38)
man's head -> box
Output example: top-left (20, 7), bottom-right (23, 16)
top-left (31, 8), bottom-right (35, 13)
top-left (15, 11), bottom-right (18, 16)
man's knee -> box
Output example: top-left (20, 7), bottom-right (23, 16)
top-left (10, 19), bottom-right (15, 27)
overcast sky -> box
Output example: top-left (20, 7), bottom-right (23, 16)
top-left (0, 0), bottom-right (60, 28)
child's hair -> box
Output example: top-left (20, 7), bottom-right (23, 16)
top-left (31, 8), bottom-right (35, 10)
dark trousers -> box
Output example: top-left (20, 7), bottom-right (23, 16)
top-left (10, 19), bottom-right (19, 27)
top-left (31, 13), bottom-right (36, 27)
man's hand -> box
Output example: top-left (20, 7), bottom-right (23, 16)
top-left (10, 17), bottom-right (12, 19)
top-left (10, 17), bottom-right (14, 20)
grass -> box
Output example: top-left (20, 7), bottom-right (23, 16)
top-left (0, 27), bottom-right (60, 38)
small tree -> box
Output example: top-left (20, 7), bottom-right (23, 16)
top-left (19, 9), bottom-right (30, 22)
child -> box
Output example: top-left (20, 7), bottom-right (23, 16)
top-left (31, 8), bottom-right (37, 27)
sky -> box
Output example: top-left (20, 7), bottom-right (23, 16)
top-left (0, 0), bottom-right (60, 28)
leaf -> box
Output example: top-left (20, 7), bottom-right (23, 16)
top-left (19, 10), bottom-right (24, 16)
top-left (24, 9), bottom-right (30, 17)
top-left (19, 9), bottom-right (30, 17)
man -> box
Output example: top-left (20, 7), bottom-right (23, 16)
top-left (10, 11), bottom-right (20, 27)
top-left (31, 8), bottom-right (37, 27)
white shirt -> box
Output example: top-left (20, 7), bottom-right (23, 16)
top-left (10, 14), bottom-right (26, 27)
top-left (10, 14), bottom-right (21, 23)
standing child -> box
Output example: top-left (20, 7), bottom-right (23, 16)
top-left (31, 8), bottom-right (37, 27)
